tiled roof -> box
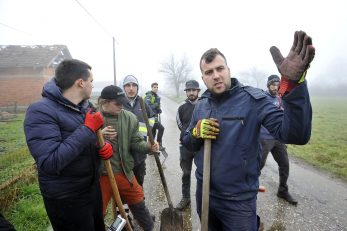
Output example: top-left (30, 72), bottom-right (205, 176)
top-left (0, 45), bottom-right (72, 68)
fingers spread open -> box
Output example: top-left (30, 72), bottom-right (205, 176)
top-left (270, 46), bottom-right (284, 66)
top-left (294, 31), bottom-right (306, 54)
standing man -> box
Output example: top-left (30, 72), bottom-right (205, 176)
top-left (122, 75), bottom-right (155, 186)
top-left (24, 59), bottom-right (113, 231)
top-left (182, 31), bottom-right (315, 230)
top-left (145, 82), bottom-right (165, 149)
top-left (175, 80), bottom-right (200, 210)
top-left (260, 75), bottom-right (297, 205)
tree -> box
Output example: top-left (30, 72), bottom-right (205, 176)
top-left (159, 54), bottom-right (193, 97)
top-left (238, 67), bottom-right (269, 89)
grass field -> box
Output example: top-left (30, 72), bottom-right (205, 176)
top-left (0, 96), bottom-right (346, 230)
top-left (288, 96), bottom-right (347, 180)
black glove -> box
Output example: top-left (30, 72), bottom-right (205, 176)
top-left (270, 30), bottom-right (315, 81)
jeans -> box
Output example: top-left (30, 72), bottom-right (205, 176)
top-left (196, 181), bottom-right (257, 231)
top-left (179, 145), bottom-right (195, 198)
top-left (133, 160), bottom-right (146, 187)
top-left (43, 183), bottom-right (105, 231)
top-left (260, 139), bottom-right (289, 193)
top-left (152, 121), bottom-right (164, 143)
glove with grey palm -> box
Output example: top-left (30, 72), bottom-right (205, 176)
top-left (270, 30), bottom-right (315, 81)
top-left (192, 118), bottom-right (220, 139)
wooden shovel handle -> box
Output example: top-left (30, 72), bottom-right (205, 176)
top-left (97, 130), bottom-right (133, 231)
top-left (201, 139), bottom-right (211, 231)
top-left (138, 97), bottom-right (174, 208)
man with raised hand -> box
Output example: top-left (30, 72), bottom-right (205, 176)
top-left (183, 31), bottom-right (315, 230)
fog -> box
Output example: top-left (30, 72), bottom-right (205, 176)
top-left (1, 0), bottom-right (347, 95)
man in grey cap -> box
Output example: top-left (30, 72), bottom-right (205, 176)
top-left (122, 75), bottom-right (155, 187)
top-left (175, 80), bottom-right (200, 210)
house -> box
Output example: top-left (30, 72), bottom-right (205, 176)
top-left (0, 45), bottom-right (72, 112)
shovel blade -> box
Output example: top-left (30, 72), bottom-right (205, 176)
top-left (160, 207), bottom-right (183, 231)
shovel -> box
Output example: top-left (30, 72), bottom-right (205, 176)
top-left (139, 97), bottom-right (184, 231)
top-left (96, 130), bottom-right (133, 231)
top-left (201, 139), bottom-right (211, 231)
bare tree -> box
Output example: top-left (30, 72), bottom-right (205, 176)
top-left (238, 67), bottom-right (269, 89)
top-left (159, 54), bottom-right (193, 97)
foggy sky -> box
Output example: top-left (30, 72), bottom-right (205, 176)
top-left (1, 0), bottom-right (346, 94)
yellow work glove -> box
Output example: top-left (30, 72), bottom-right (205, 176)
top-left (192, 118), bottom-right (220, 139)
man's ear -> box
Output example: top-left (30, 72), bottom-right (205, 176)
top-left (75, 78), bottom-right (84, 88)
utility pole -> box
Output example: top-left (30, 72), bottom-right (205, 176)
top-left (113, 36), bottom-right (116, 85)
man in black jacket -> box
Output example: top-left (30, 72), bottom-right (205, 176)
top-left (175, 80), bottom-right (200, 210)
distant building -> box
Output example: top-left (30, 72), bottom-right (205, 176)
top-left (0, 45), bottom-right (72, 112)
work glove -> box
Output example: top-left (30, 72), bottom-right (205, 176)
top-left (192, 118), bottom-right (220, 139)
top-left (270, 30), bottom-right (315, 82)
top-left (84, 109), bottom-right (104, 133)
top-left (98, 142), bottom-right (113, 160)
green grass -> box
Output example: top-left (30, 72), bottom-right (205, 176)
top-left (288, 96), bottom-right (347, 180)
top-left (0, 114), bottom-right (49, 231)
top-left (3, 179), bottom-right (50, 231)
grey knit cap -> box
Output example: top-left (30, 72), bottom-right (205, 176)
top-left (123, 75), bottom-right (139, 86)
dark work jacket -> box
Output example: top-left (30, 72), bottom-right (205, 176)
top-left (24, 78), bottom-right (100, 199)
top-left (182, 78), bottom-right (312, 201)
top-left (123, 95), bottom-right (155, 165)
top-left (176, 99), bottom-right (197, 141)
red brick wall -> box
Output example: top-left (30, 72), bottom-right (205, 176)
top-left (0, 67), bottom-right (53, 107)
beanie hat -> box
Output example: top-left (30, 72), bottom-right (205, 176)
top-left (101, 85), bottom-right (130, 105)
top-left (123, 75), bottom-right (139, 87)
top-left (267, 75), bottom-right (280, 87)
top-left (184, 80), bottom-right (200, 91)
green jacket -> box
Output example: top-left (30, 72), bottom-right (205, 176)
top-left (100, 109), bottom-right (150, 182)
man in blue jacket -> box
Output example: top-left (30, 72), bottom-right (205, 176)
top-left (182, 31), bottom-right (315, 230)
top-left (24, 59), bottom-right (113, 231)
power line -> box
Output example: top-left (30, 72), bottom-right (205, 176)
top-left (0, 22), bottom-right (31, 36)
top-left (74, 0), bottom-right (118, 43)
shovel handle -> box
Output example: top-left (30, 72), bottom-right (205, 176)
top-left (138, 97), bottom-right (174, 208)
top-left (97, 130), bottom-right (133, 231)
top-left (201, 139), bottom-right (211, 231)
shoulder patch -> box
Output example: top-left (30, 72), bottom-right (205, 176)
top-left (243, 86), bottom-right (267, 100)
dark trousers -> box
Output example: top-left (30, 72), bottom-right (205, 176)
top-left (152, 121), bottom-right (164, 144)
top-left (179, 145), bottom-right (195, 198)
top-left (196, 182), bottom-right (257, 231)
top-left (133, 160), bottom-right (146, 187)
top-left (43, 183), bottom-right (105, 231)
top-left (260, 139), bottom-right (289, 193)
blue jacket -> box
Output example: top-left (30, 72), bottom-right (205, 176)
top-left (24, 78), bottom-right (100, 199)
top-left (182, 78), bottom-right (312, 201)
top-left (260, 91), bottom-right (282, 140)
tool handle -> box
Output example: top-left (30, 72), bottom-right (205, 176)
top-left (96, 130), bottom-right (133, 231)
top-left (201, 139), bottom-right (211, 231)
top-left (138, 97), bottom-right (173, 208)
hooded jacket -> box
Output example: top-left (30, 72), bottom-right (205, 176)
top-left (24, 78), bottom-right (100, 199)
top-left (100, 109), bottom-right (150, 182)
top-left (182, 78), bottom-right (312, 201)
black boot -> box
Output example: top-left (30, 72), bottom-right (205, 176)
top-left (277, 191), bottom-right (298, 205)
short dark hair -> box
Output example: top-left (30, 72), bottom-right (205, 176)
top-left (151, 82), bottom-right (158, 88)
top-left (55, 59), bottom-right (92, 90)
top-left (199, 48), bottom-right (227, 73)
